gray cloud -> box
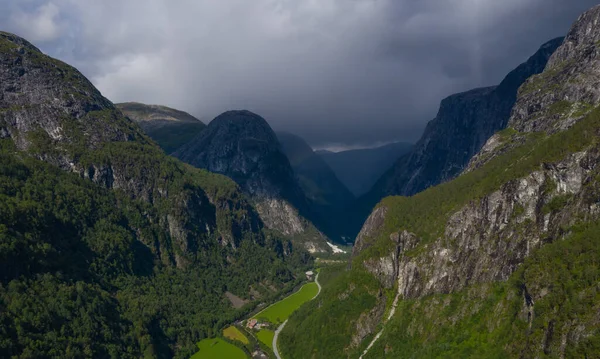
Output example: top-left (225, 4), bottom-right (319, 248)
top-left (1, 0), bottom-right (598, 148)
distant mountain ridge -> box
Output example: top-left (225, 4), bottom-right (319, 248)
top-left (117, 102), bottom-right (205, 154)
top-left (277, 132), bottom-right (355, 241)
top-left (277, 132), bottom-right (354, 206)
top-left (317, 142), bottom-right (413, 196)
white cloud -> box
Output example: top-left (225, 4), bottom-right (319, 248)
top-left (1, 0), bottom-right (597, 146)
top-left (10, 2), bottom-right (62, 42)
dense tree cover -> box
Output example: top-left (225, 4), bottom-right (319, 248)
top-left (279, 265), bottom-right (381, 359)
top-left (143, 123), bottom-right (206, 154)
top-left (0, 149), bottom-right (312, 358)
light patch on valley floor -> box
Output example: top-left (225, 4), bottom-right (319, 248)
top-left (225, 291), bottom-right (249, 309)
top-left (326, 241), bottom-right (346, 253)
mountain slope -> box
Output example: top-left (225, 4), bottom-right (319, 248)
top-left (280, 6), bottom-right (600, 358)
top-left (317, 142), bottom-right (413, 197)
top-left (174, 110), bottom-right (330, 252)
top-left (116, 102), bottom-right (205, 154)
top-left (0, 31), bottom-right (311, 358)
top-left (365, 37), bottom-right (563, 202)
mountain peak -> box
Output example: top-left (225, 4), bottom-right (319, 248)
top-left (547, 5), bottom-right (600, 69)
top-left (209, 110), bottom-right (276, 139)
top-left (509, 7), bottom-right (600, 134)
top-left (174, 111), bottom-right (330, 250)
top-left (0, 31), bottom-right (40, 52)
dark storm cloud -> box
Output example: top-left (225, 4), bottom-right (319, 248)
top-left (2, 0), bottom-right (599, 150)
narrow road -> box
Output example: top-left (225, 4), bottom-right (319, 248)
top-left (272, 320), bottom-right (288, 359)
top-left (272, 271), bottom-right (321, 359)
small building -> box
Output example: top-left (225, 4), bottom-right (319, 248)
top-left (255, 322), bottom-right (270, 330)
top-left (306, 271), bottom-right (314, 280)
top-left (247, 319), bottom-right (257, 329)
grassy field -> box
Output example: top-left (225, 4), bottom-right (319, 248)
top-left (223, 326), bottom-right (249, 345)
top-left (256, 329), bottom-right (275, 349)
top-left (254, 282), bottom-right (319, 324)
top-left (191, 338), bottom-right (247, 359)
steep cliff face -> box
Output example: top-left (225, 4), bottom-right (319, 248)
top-left (116, 102), bottom-right (205, 153)
top-left (174, 111), bottom-right (330, 252)
top-left (363, 37), bottom-right (563, 204)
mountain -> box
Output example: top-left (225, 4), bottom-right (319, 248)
top-left (316, 142), bottom-right (413, 197)
top-left (277, 132), bottom-right (353, 207)
top-left (277, 132), bottom-right (355, 241)
top-left (0, 31), bottom-right (312, 358)
top-left (174, 110), bottom-right (330, 252)
top-left (279, 6), bottom-right (600, 358)
top-left (344, 35), bottom-right (564, 240)
top-left (364, 36), bottom-right (564, 202)
top-left (116, 102), bottom-right (205, 154)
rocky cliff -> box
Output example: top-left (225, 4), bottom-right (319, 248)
top-left (174, 111), bottom-right (330, 252)
top-left (116, 102), bottom-right (205, 153)
top-left (363, 37), bottom-right (563, 204)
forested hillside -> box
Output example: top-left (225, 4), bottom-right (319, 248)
top-left (0, 31), bottom-right (311, 358)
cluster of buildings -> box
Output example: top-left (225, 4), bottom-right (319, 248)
top-left (246, 318), bottom-right (270, 330)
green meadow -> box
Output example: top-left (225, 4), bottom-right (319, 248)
top-left (191, 338), bottom-right (247, 359)
top-left (254, 282), bottom-right (319, 324)
top-left (256, 329), bottom-right (275, 349)
top-left (223, 326), bottom-right (249, 345)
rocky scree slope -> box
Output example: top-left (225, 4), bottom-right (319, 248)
top-left (0, 31), bottom-right (312, 358)
top-left (277, 131), bottom-right (355, 241)
top-left (174, 111), bottom-right (330, 253)
top-left (116, 102), bottom-right (206, 154)
top-left (280, 7), bottom-right (600, 358)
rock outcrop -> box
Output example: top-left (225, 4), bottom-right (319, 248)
top-left (360, 149), bottom-right (599, 295)
top-left (174, 110), bottom-right (330, 252)
top-left (471, 6), bottom-right (600, 171)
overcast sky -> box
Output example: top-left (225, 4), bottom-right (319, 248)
top-left (1, 1), bottom-right (598, 150)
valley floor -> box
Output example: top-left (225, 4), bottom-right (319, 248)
top-left (191, 270), bottom-right (322, 359)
